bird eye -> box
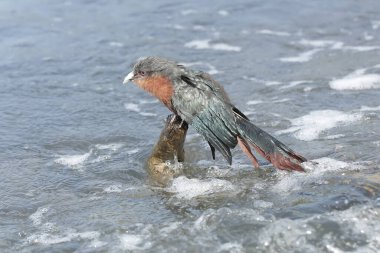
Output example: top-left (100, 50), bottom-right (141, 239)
top-left (138, 71), bottom-right (145, 76)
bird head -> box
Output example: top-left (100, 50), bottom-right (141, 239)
top-left (123, 57), bottom-right (182, 109)
top-left (123, 56), bottom-right (181, 85)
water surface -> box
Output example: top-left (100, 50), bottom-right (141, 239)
top-left (1, 0), bottom-right (380, 252)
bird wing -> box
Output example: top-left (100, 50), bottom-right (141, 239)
top-left (171, 71), bottom-right (238, 164)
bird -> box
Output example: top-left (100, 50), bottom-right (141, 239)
top-left (123, 56), bottom-right (307, 171)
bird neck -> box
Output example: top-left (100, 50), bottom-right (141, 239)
top-left (135, 75), bottom-right (174, 109)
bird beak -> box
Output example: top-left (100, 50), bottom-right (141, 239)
top-left (123, 71), bottom-right (134, 84)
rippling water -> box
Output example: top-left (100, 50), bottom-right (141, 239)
top-left (1, 0), bottom-right (380, 252)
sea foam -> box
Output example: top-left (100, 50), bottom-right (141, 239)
top-left (280, 49), bottom-right (321, 63)
top-left (330, 69), bottom-right (380, 90)
top-left (54, 151), bottom-right (91, 167)
top-left (166, 176), bottom-right (236, 199)
top-left (272, 157), bottom-right (364, 194)
top-left (184, 40), bottom-right (241, 52)
top-left (276, 110), bottom-right (361, 141)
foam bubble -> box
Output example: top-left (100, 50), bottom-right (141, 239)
top-left (298, 39), bottom-right (342, 48)
top-left (272, 158), bottom-right (363, 194)
top-left (280, 80), bottom-right (312, 89)
top-left (257, 204), bottom-right (380, 252)
top-left (343, 46), bottom-right (380, 52)
top-left (180, 61), bottom-right (222, 75)
top-left (126, 148), bottom-right (139, 155)
top-left (372, 20), bottom-right (380, 30)
top-left (280, 49), bottom-right (320, 63)
top-left (360, 105), bottom-right (380, 111)
top-left (330, 69), bottom-right (380, 90)
top-left (108, 41), bottom-right (124, 47)
top-left (124, 103), bottom-right (140, 112)
top-left (364, 32), bottom-right (374, 41)
top-left (119, 234), bottom-right (148, 251)
top-left (95, 143), bottom-right (124, 151)
top-left (276, 110), bottom-right (361, 141)
top-left (256, 29), bottom-right (291, 36)
top-left (166, 176), bottom-right (236, 199)
top-left (218, 10), bottom-right (229, 16)
top-left (181, 9), bottom-right (196, 16)
top-left (294, 38), bottom-right (380, 52)
top-left (324, 134), bottom-right (345, 140)
top-left (30, 207), bottom-right (49, 226)
top-left (103, 185), bottom-right (139, 193)
top-left (184, 40), bottom-right (241, 52)
top-left (218, 242), bottom-right (244, 252)
top-left (27, 231), bottom-right (100, 245)
top-left (55, 151), bottom-right (91, 167)
top-left (104, 184), bottom-right (123, 193)
top-left (265, 81), bottom-right (282, 86)
top-left (246, 100), bottom-right (264, 105)
top-left (124, 103), bottom-right (157, 117)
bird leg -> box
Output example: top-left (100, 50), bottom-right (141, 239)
top-left (179, 119), bottom-right (186, 129)
top-left (237, 136), bottom-right (260, 168)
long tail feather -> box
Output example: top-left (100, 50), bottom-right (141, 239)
top-left (235, 116), bottom-right (306, 172)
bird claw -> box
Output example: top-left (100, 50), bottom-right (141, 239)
top-left (179, 119), bottom-right (185, 128)
top-left (168, 114), bottom-right (177, 124)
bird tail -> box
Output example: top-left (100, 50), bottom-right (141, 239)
top-left (235, 113), bottom-right (306, 172)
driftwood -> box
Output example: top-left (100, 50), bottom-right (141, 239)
top-left (147, 114), bottom-right (188, 186)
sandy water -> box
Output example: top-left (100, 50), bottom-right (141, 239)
top-left (1, 0), bottom-right (380, 252)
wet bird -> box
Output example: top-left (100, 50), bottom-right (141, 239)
top-left (123, 57), bottom-right (306, 171)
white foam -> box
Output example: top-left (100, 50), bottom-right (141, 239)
top-left (342, 46), bottom-right (380, 52)
top-left (372, 20), bottom-right (380, 30)
top-left (124, 103), bottom-right (157, 117)
top-left (119, 234), bottom-right (148, 251)
top-left (264, 81), bottom-right (282, 86)
top-left (126, 148), bottom-right (139, 155)
top-left (139, 99), bottom-right (159, 104)
top-left (247, 100), bottom-right (264, 105)
top-left (124, 103), bottom-right (140, 112)
top-left (139, 112), bottom-right (157, 116)
top-left (364, 32), bottom-right (374, 41)
top-left (95, 143), bottom-right (124, 151)
top-left (180, 61), bottom-right (222, 75)
top-left (280, 80), bottom-right (312, 89)
top-left (172, 24), bottom-right (185, 30)
top-left (298, 39), bottom-right (341, 48)
top-left (193, 25), bottom-right (207, 31)
top-left (256, 29), bottom-right (291, 36)
top-left (218, 242), bottom-right (244, 252)
top-left (271, 98), bottom-right (290, 103)
top-left (184, 40), bottom-right (241, 52)
top-left (330, 69), bottom-right (380, 90)
top-left (218, 10), bottom-right (229, 16)
top-left (30, 207), bottom-right (49, 226)
top-left (324, 134), bottom-right (345, 140)
top-left (104, 184), bottom-right (123, 193)
top-left (159, 222), bottom-right (182, 234)
top-left (27, 231), bottom-right (100, 245)
top-left (108, 41), bottom-right (124, 47)
top-left (167, 176), bottom-right (236, 199)
top-left (280, 49), bottom-right (320, 63)
top-left (55, 151), bottom-right (91, 167)
top-left (272, 158), bottom-right (363, 193)
top-left (181, 9), bottom-right (196, 16)
top-left (277, 110), bottom-right (361, 141)
top-left (360, 105), bottom-right (380, 111)
top-left (294, 38), bottom-right (380, 52)
top-left (103, 185), bottom-right (138, 193)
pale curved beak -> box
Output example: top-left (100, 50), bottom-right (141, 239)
top-left (123, 71), bottom-right (134, 84)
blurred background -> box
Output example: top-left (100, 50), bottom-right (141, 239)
top-left (0, 0), bottom-right (379, 252)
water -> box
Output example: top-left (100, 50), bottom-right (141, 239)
top-left (1, 0), bottom-right (380, 252)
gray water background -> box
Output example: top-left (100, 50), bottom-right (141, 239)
top-left (1, 0), bottom-right (380, 252)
